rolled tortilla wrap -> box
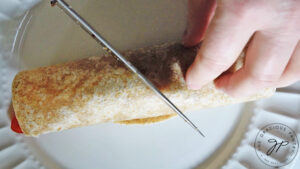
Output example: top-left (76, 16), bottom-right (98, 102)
top-left (12, 42), bottom-right (275, 136)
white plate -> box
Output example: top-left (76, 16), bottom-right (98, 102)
top-left (1, 1), bottom-right (260, 169)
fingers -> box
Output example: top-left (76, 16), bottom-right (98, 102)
top-left (215, 31), bottom-right (299, 97)
top-left (276, 41), bottom-right (300, 87)
top-left (182, 0), bottom-right (216, 47)
top-left (185, 5), bottom-right (256, 89)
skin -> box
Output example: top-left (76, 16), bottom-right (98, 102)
top-left (183, 0), bottom-right (300, 97)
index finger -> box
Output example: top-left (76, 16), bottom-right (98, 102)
top-left (185, 4), bottom-right (256, 89)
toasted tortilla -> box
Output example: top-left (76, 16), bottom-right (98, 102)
top-left (12, 42), bottom-right (275, 136)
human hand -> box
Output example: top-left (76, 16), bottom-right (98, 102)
top-left (183, 0), bottom-right (300, 97)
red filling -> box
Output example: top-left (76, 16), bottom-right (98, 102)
top-left (11, 114), bottom-right (23, 134)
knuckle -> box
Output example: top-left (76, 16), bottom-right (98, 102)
top-left (199, 55), bottom-right (231, 73)
top-left (220, 0), bottom-right (269, 29)
top-left (248, 73), bottom-right (280, 87)
top-left (222, 0), bottom-right (254, 16)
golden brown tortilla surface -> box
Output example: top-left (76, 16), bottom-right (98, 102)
top-left (12, 42), bottom-right (275, 136)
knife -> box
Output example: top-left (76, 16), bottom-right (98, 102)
top-left (50, 0), bottom-right (204, 137)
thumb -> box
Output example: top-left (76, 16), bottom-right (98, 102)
top-left (182, 0), bottom-right (216, 47)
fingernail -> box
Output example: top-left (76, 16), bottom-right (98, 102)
top-left (187, 83), bottom-right (201, 90)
